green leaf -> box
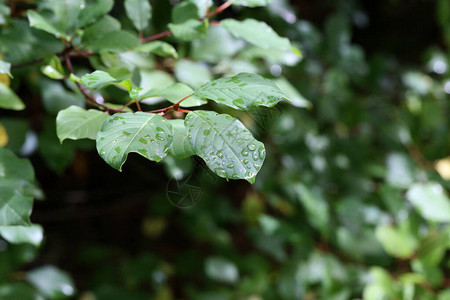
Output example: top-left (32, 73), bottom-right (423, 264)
top-left (0, 148), bottom-right (35, 226)
top-left (0, 84), bottom-right (25, 111)
top-left (27, 10), bottom-right (65, 38)
top-left (188, 0), bottom-right (212, 17)
top-left (205, 257), bottom-right (239, 284)
top-left (194, 73), bottom-right (288, 110)
top-left (0, 224), bottom-right (43, 246)
top-left (221, 18), bottom-right (291, 51)
top-left (168, 119), bottom-right (194, 159)
top-left (41, 55), bottom-right (65, 80)
top-left (174, 59), bottom-right (212, 88)
top-left (124, 0), bottom-right (152, 31)
top-left (172, 1), bottom-right (200, 24)
top-left (273, 77), bottom-right (311, 108)
top-left (82, 15), bottom-right (121, 43)
top-left (27, 266), bottom-right (76, 299)
top-left (375, 224), bottom-right (418, 259)
top-left (168, 19), bottom-right (208, 41)
top-left (56, 106), bottom-right (109, 143)
top-left (48, 0), bottom-right (84, 32)
top-left (0, 60), bottom-right (12, 78)
top-left (41, 80), bottom-right (85, 115)
top-left (96, 112), bottom-right (173, 171)
top-left (81, 70), bottom-right (119, 90)
top-left (141, 83), bottom-right (207, 107)
top-left (135, 41), bottom-right (178, 58)
top-left (230, 0), bottom-right (272, 7)
top-left (184, 110), bottom-right (265, 183)
top-left (78, 0), bottom-right (115, 28)
top-left (406, 182), bottom-right (450, 222)
top-left (87, 30), bottom-right (140, 52)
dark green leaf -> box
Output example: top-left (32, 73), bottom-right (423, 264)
top-left (87, 30), bottom-right (140, 52)
top-left (27, 10), bottom-right (65, 38)
top-left (172, 1), bottom-right (199, 24)
top-left (82, 15), bottom-right (121, 43)
top-left (78, 0), bottom-right (115, 28)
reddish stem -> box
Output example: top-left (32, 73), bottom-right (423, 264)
top-left (134, 98), bottom-right (142, 111)
top-left (205, 1), bottom-right (231, 18)
top-left (141, 30), bottom-right (172, 43)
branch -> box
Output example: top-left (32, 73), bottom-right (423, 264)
top-left (63, 50), bottom-right (126, 113)
top-left (11, 50), bottom-right (93, 69)
top-left (146, 94), bottom-right (193, 114)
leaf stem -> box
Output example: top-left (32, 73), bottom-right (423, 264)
top-left (146, 94), bottom-right (193, 114)
top-left (134, 98), bottom-right (142, 111)
top-left (205, 1), bottom-right (232, 18)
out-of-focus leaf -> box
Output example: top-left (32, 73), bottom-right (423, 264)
top-left (135, 41), bottom-right (178, 58)
top-left (87, 30), bottom-right (140, 52)
top-left (124, 0), bottom-right (152, 31)
top-left (230, 0), bottom-right (272, 7)
top-left (205, 257), bottom-right (239, 284)
top-left (406, 182), bottom-right (450, 222)
top-left (41, 55), bottom-right (65, 80)
top-left (141, 83), bottom-right (206, 107)
top-left (174, 59), bottom-right (212, 89)
top-left (27, 266), bottom-right (75, 299)
top-left (172, 1), bottom-right (199, 24)
top-left (168, 19), bottom-right (208, 41)
top-left (78, 0), bottom-right (114, 27)
top-left (167, 119), bottom-right (194, 159)
top-left (81, 70), bottom-right (119, 90)
top-left (27, 10), bottom-right (65, 38)
top-left (0, 225), bottom-right (43, 246)
top-left (0, 84), bottom-right (25, 111)
top-left (0, 60), bottom-right (12, 78)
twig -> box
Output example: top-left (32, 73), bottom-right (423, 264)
top-left (146, 93), bottom-right (193, 114)
top-left (141, 30), bottom-right (172, 43)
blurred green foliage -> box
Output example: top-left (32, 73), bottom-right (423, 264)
top-left (0, 0), bottom-right (450, 299)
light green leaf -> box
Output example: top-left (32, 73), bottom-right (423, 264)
top-left (96, 112), bottom-right (173, 171)
top-left (0, 148), bottom-right (35, 226)
top-left (0, 60), bottom-right (12, 78)
top-left (185, 110), bottom-right (265, 183)
top-left (124, 0), bottom-right (152, 31)
top-left (194, 72), bottom-right (288, 110)
top-left (172, 1), bottom-right (199, 24)
top-left (27, 10), bottom-right (65, 38)
top-left (82, 15), bottom-right (121, 43)
top-left (230, 0), bottom-right (272, 7)
top-left (274, 77), bottom-right (311, 108)
top-left (81, 70), bottom-right (119, 90)
top-left (87, 30), bottom-right (140, 52)
top-left (135, 41), bottom-right (178, 58)
top-left (0, 224), bottom-right (43, 246)
top-left (168, 119), bottom-right (194, 159)
top-left (119, 80), bottom-right (142, 98)
top-left (222, 18), bottom-right (291, 51)
top-left (168, 19), bottom-right (208, 41)
top-left (48, 0), bottom-right (84, 32)
top-left (56, 106), bottom-right (109, 143)
top-left (189, 0), bottom-right (212, 17)
top-left (375, 224), bottom-right (417, 259)
top-left (41, 55), bottom-right (65, 80)
top-left (78, 0), bottom-right (114, 27)
top-left (175, 59), bottom-right (212, 88)
top-left (142, 83), bottom-right (207, 107)
top-left (406, 182), bottom-right (450, 222)
top-left (27, 266), bottom-right (76, 299)
top-left (205, 257), bottom-right (239, 284)
top-left (0, 84), bottom-right (25, 111)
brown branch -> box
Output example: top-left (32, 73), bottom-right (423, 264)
top-left (63, 50), bottom-right (126, 113)
top-left (141, 30), bottom-right (172, 43)
top-left (205, 1), bottom-right (231, 18)
top-left (146, 93), bottom-right (193, 114)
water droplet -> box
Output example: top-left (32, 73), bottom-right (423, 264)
top-left (156, 134), bottom-right (165, 141)
top-left (248, 144), bottom-right (256, 151)
top-left (113, 139), bottom-right (118, 143)
top-left (259, 147), bottom-right (266, 159)
top-left (227, 163), bottom-right (234, 169)
top-left (114, 147), bottom-right (121, 153)
top-left (217, 150), bottom-right (224, 159)
top-left (156, 127), bottom-right (164, 133)
top-left (243, 159), bottom-right (249, 165)
top-left (215, 168), bottom-right (227, 177)
top-left (253, 153), bottom-right (259, 161)
top-left (241, 149), bottom-right (249, 156)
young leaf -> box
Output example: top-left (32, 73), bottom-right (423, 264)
top-left (184, 110), bottom-right (265, 183)
top-left (0, 84), bottom-right (25, 110)
top-left (141, 83), bottom-right (207, 107)
top-left (124, 0), bottom-right (152, 31)
top-left (168, 119), bottom-right (195, 159)
top-left (221, 18), bottom-right (291, 51)
top-left (194, 73), bottom-right (288, 110)
top-left (56, 106), bottom-right (109, 143)
top-left (168, 19), bottom-right (208, 41)
top-left (230, 0), bottom-right (272, 7)
top-left (135, 41), bottom-right (178, 58)
top-left (81, 70), bottom-right (119, 90)
top-left (27, 10), bottom-right (65, 38)
top-left (96, 112), bottom-right (173, 171)
top-left (406, 182), bottom-right (450, 222)
top-left (87, 30), bottom-right (141, 52)
top-left (0, 148), bottom-right (35, 226)
top-left (41, 55), bottom-right (65, 80)
top-left (78, 0), bottom-right (115, 28)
